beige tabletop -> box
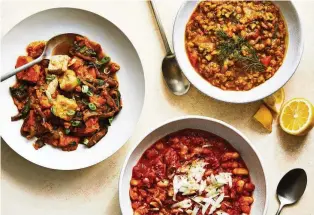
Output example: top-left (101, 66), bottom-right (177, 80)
top-left (1, 0), bottom-right (314, 215)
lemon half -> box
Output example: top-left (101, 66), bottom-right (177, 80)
top-left (279, 98), bottom-right (314, 136)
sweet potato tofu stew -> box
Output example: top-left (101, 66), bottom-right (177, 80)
top-left (130, 129), bottom-right (255, 215)
top-left (185, 1), bottom-right (287, 91)
top-left (10, 36), bottom-right (122, 151)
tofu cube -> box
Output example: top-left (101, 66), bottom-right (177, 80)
top-left (48, 55), bottom-right (70, 74)
top-left (52, 95), bottom-right (78, 121)
top-left (59, 70), bottom-right (79, 91)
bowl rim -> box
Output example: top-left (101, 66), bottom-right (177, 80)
top-left (0, 7), bottom-right (146, 170)
top-left (119, 115), bottom-right (269, 215)
top-left (172, 0), bottom-right (304, 104)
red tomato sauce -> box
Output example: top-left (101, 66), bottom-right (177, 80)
top-left (130, 129), bottom-right (255, 215)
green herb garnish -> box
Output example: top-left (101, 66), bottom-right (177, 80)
top-left (88, 103), bottom-right (97, 111)
top-left (79, 46), bottom-right (97, 57)
top-left (86, 91), bottom-right (93, 97)
top-left (97, 79), bottom-right (105, 86)
top-left (46, 74), bottom-right (56, 82)
top-left (95, 56), bottom-right (110, 67)
top-left (65, 128), bottom-right (71, 134)
top-left (216, 30), bottom-right (265, 72)
top-left (82, 85), bottom-right (89, 93)
top-left (51, 106), bottom-right (56, 115)
top-left (21, 99), bottom-right (31, 118)
top-left (66, 110), bottom-right (76, 116)
top-left (71, 120), bottom-right (81, 127)
top-left (108, 117), bottom-right (114, 125)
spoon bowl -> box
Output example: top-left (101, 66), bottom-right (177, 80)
top-left (275, 168), bottom-right (307, 215)
top-left (162, 54), bottom-right (190, 95)
top-left (1, 33), bottom-right (81, 81)
top-left (149, 0), bottom-right (190, 96)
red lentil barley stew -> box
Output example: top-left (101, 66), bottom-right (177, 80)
top-left (130, 129), bottom-right (255, 215)
top-left (185, 1), bottom-right (287, 91)
top-left (10, 36), bottom-right (122, 151)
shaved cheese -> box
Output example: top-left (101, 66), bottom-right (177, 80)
top-left (173, 175), bottom-right (183, 201)
top-left (199, 180), bottom-right (207, 194)
top-left (192, 196), bottom-right (204, 203)
top-left (172, 159), bottom-right (233, 214)
top-left (188, 160), bottom-right (207, 182)
top-left (215, 173), bottom-right (232, 188)
top-left (192, 206), bottom-right (200, 215)
top-left (171, 199), bottom-right (192, 209)
top-left (208, 194), bottom-right (224, 214)
top-left (202, 200), bottom-right (212, 214)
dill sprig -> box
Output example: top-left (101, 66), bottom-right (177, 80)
top-left (216, 30), bottom-right (265, 72)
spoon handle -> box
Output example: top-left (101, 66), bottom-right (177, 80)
top-left (1, 56), bottom-right (44, 82)
top-left (149, 0), bottom-right (172, 54)
top-left (275, 203), bottom-right (285, 215)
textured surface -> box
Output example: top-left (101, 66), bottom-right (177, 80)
top-left (1, 0), bottom-right (314, 215)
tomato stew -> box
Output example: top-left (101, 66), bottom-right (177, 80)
top-left (10, 36), bottom-right (122, 151)
top-left (130, 129), bottom-right (255, 215)
top-left (185, 1), bottom-right (287, 91)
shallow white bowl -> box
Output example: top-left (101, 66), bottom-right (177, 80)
top-left (173, 1), bottom-right (303, 103)
top-left (0, 8), bottom-right (145, 170)
top-left (119, 116), bottom-right (268, 215)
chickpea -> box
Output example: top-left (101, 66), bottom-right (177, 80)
top-left (130, 179), bottom-right (140, 186)
top-left (233, 168), bottom-right (249, 175)
top-left (236, 6), bottom-right (242, 13)
top-left (157, 179), bottom-right (169, 188)
top-left (265, 38), bottom-right (272, 46)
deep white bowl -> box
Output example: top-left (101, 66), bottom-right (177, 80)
top-left (0, 8), bottom-right (145, 170)
top-left (173, 1), bottom-right (303, 103)
top-left (119, 116), bottom-right (268, 215)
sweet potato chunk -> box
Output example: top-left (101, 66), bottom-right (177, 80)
top-left (26, 41), bottom-right (46, 58)
top-left (15, 56), bottom-right (41, 83)
top-left (59, 135), bottom-right (80, 148)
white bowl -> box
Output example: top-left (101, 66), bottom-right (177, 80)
top-left (0, 8), bottom-right (145, 170)
top-left (173, 1), bottom-right (303, 103)
top-left (119, 116), bottom-right (268, 215)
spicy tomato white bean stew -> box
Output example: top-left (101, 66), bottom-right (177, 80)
top-left (185, 1), bottom-right (287, 91)
top-left (130, 129), bottom-right (255, 215)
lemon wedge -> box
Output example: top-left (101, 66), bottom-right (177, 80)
top-left (279, 98), bottom-right (314, 136)
top-left (263, 88), bottom-right (285, 113)
top-left (254, 104), bottom-right (273, 132)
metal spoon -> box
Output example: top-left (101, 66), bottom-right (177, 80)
top-left (276, 168), bottom-right (307, 215)
top-left (1, 33), bottom-right (81, 82)
top-left (149, 0), bottom-right (190, 96)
